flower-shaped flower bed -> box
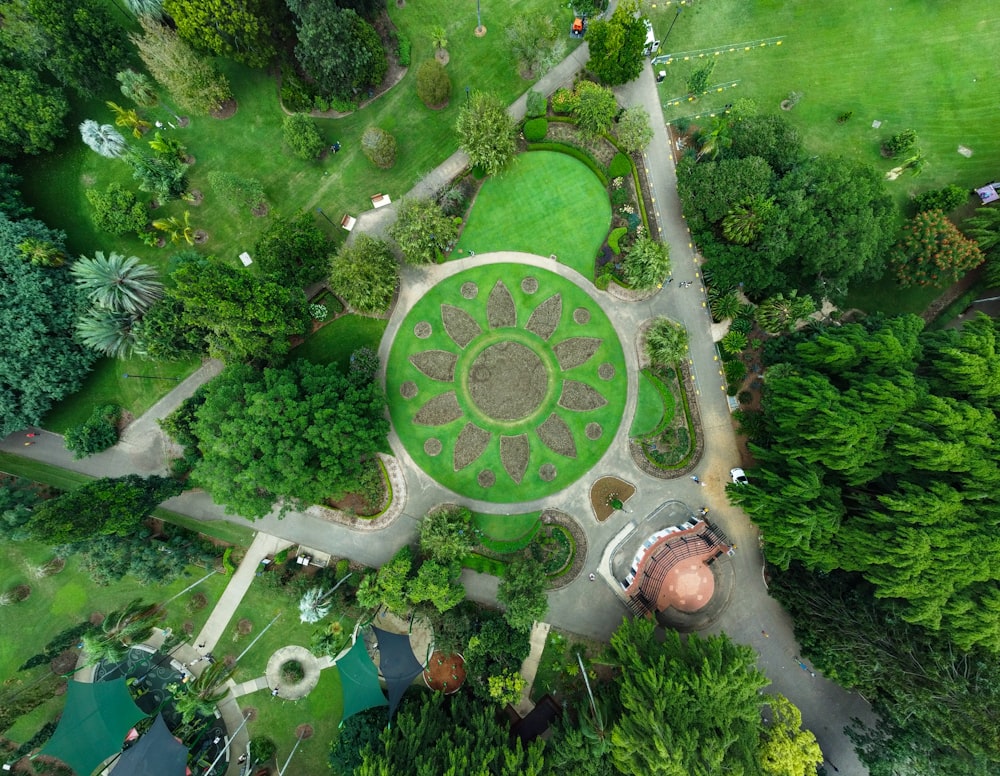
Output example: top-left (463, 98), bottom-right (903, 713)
top-left (387, 263), bottom-right (626, 503)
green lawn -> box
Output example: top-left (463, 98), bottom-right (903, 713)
top-left (295, 315), bottom-right (388, 373)
top-left (386, 263), bottom-right (627, 502)
top-left (631, 369), bottom-right (674, 437)
top-left (243, 668), bottom-right (344, 776)
top-left (471, 511), bottom-right (541, 542)
top-left (454, 152), bottom-right (612, 278)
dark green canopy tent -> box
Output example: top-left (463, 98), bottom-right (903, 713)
top-left (39, 679), bottom-right (147, 775)
top-left (112, 713), bottom-right (188, 776)
top-left (335, 637), bottom-right (387, 725)
top-left (373, 627), bottom-right (424, 720)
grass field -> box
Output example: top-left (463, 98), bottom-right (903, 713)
top-left (386, 263), bottom-right (627, 502)
top-left (454, 152), bottom-right (611, 278)
top-left (630, 369), bottom-right (675, 436)
top-left (471, 510), bottom-right (541, 542)
top-left (294, 315), bottom-right (388, 373)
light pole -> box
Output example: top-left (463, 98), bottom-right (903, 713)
top-left (316, 207), bottom-right (336, 227)
top-left (663, 6), bottom-right (683, 49)
top-left (465, 85), bottom-right (471, 101)
top-left (475, 0), bottom-right (486, 36)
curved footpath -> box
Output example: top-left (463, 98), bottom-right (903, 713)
top-left (0, 54), bottom-right (872, 776)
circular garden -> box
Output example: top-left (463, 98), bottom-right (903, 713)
top-left (387, 263), bottom-right (627, 502)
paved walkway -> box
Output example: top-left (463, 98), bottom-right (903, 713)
top-left (513, 621), bottom-right (551, 717)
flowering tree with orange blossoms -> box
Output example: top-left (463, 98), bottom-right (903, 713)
top-left (890, 208), bottom-right (983, 287)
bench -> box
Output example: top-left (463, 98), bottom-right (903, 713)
top-left (238, 252), bottom-right (253, 267)
top-left (371, 193), bottom-right (392, 209)
top-left (340, 214), bottom-right (356, 231)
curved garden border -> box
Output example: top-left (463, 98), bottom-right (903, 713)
top-left (304, 453), bottom-right (406, 530)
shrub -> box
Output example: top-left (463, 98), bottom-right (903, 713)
top-left (361, 126), bottom-right (397, 169)
top-left (525, 89), bottom-right (547, 118)
top-left (608, 152), bottom-right (631, 178)
top-left (250, 737), bottom-right (276, 765)
top-left (279, 65), bottom-right (316, 113)
top-left (523, 118), bottom-right (548, 141)
top-left (86, 183), bottom-right (149, 236)
top-left (550, 87), bottom-right (576, 114)
top-left (222, 547), bottom-right (236, 575)
top-left (608, 226), bottom-right (628, 255)
top-left (416, 59), bottom-right (451, 108)
top-left (621, 237), bottom-right (670, 290)
top-left (912, 184), bottom-right (968, 214)
top-left (738, 390), bottom-right (753, 405)
top-left (883, 129), bottom-right (917, 158)
top-left (396, 32), bottom-right (411, 66)
top-left (283, 113), bottom-right (325, 160)
top-left (611, 186), bottom-right (628, 206)
top-left (64, 404), bottom-right (121, 459)
top-left (724, 360), bottom-right (747, 386)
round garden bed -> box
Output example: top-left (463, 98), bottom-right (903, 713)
top-left (422, 651), bottom-right (466, 694)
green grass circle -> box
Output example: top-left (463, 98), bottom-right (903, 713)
top-left (387, 263), bottom-right (626, 503)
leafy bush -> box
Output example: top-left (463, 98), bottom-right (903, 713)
top-left (608, 226), bottom-right (628, 255)
top-left (523, 118), bottom-right (548, 141)
top-left (396, 32), bottom-right (411, 66)
top-left (329, 707), bottom-right (388, 775)
top-left (550, 87), bottom-right (576, 114)
top-left (250, 737), bottom-right (277, 765)
top-left (361, 126), bottom-right (397, 169)
top-left (738, 390), bottom-right (753, 405)
top-left (283, 113), bottom-right (325, 160)
top-left (882, 129), bottom-right (917, 158)
top-left (86, 183), bottom-right (149, 236)
top-left (64, 404), bottom-right (121, 459)
top-left (525, 89), bottom-right (547, 118)
top-left (724, 359), bottom-right (747, 386)
top-left (416, 59), bottom-right (451, 108)
top-left (222, 547), bottom-right (235, 575)
top-left (912, 184), bottom-right (968, 214)
top-left (608, 151), bottom-right (631, 178)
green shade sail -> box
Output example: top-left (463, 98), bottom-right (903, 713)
top-left (336, 637), bottom-right (387, 725)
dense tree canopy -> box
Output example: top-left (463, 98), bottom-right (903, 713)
top-left (190, 359), bottom-right (389, 519)
top-left (0, 214), bottom-right (95, 435)
top-left (389, 197), bottom-right (458, 264)
top-left (890, 208), bottom-right (983, 287)
top-left (0, 164), bottom-right (31, 219)
top-left (163, 0), bottom-right (279, 67)
top-left (585, 0), bottom-right (647, 85)
top-left (292, 3), bottom-right (386, 98)
top-left (732, 313), bottom-right (1000, 649)
top-left (0, 60), bottom-right (70, 157)
top-left (496, 556), bottom-right (548, 631)
top-left (457, 91), bottom-right (517, 177)
top-left (419, 505), bottom-right (475, 566)
top-left (329, 235), bottom-right (398, 314)
top-left (253, 211), bottom-right (330, 288)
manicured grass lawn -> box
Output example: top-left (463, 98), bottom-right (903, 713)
top-left (295, 315), bottom-right (388, 373)
top-left (243, 668), bottom-right (344, 776)
top-left (454, 152), bottom-right (611, 278)
top-left (630, 369), bottom-right (674, 437)
top-left (471, 511), bottom-right (541, 542)
top-left (386, 263), bottom-right (627, 502)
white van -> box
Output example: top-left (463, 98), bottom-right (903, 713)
top-left (642, 19), bottom-right (660, 56)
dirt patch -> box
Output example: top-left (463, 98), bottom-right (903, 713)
top-left (442, 304), bottom-right (482, 348)
top-left (252, 203), bottom-right (269, 218)
top-left (414, 321), bottom-right (432, 338)
top-left (537, 413), bottom-right (577, 458)
top-left (477, 469), bottom-right (496, 488)
top-left (400, 381), bottom-right (418, 399)
top-left (210, 98), bottom-right (238, 120)
top-left (598, 362), bottom-right (616, 381)
top-left (585, 422), bottom-right (603, 440)
top-left (9, 585), bottom-right (30, 602)
top-left (89, 612), bottom-right (105, 625)
top-left (50, 650), bottom-right (77, 675)
top-left (539, 463), bottom-right (557, 481)
top-left (521, 277), bottom-right (538, 294)
top-left (424, 438), bottom-right (442, 456)
top-left (553, 337), bottom-right (601, 370)
top-left (295, 724), bottom-right (314, 740)
top-left (414, 392), bottom-right (462, 426)
top-left (590, 476), bottom-right (636, 521)
top-left (468, 342), bottom-right (548, 420)
top-left (237, 618), bottom-right (253, 636)
top-left (500, 434), bottom-right (530, 484)
top-left (423, 651), bottom-right (466, 693)
top-left (187, 189), bottom-right (204, 206)
top-left (435, 49), bottom-right (450, 66)
top-left (526, 294), bottom-right (562, 340)
top-left (558, 380), bottom-right (607, 412)
top-left (573, 307), bottom-right (591, 324)
top-left (454, 422), bottom-right (491, 471)
top-left (410, 350), bottom-right (457, 382)
top-left (487, 280), bottom-right (516, 329)
top-left (193, 229), bottom-right (209, 244)
top-left (461, 282), bottom-right (478, 299)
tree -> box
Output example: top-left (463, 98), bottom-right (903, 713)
top-left (106, 101), bottom-right (152, 139)
top-left (170, 258), bottom-right (311, 362)
top-left (163, 0), bottom-right (278, 67)
top-left (389, 198), bottom-right (457, 264)
top-left (329, 707), bottom-right (388, 775)
top-left (572, 81), bottom-right (618, 140)
top-left (299, 586), bottom-right (334, 623)
top-left (913, 183), bottom-right (967, 214)
top-left (615, 106), bottom-right (653, 153)
top-left (621, 237), bottom-right (671, 290)
top-left (415, 59), bottom-right (451, 108)
top-left (125, 149), bottom-right (189, 201)
top-left (293, 6), bottom-right (387, 98)
top-left (710, 291), bottom-right (741, 322)
top-left (64, 404), bottom-right (121, 458)
top-left (585, 0), bottom-right (647, 85)
top-left (645, 317), bottom-right (688, 365)
top-left (116, 69), bottom-right (159, 107)
top-left (0, 213), bottom-right (95, 435)
top-left (124, 0), bottom-right (164, 19)
top-left (0, 0), bottom-right (130, 97)
top-left (487, 670), bottom-right (526, 705)
top-left (169, 659), bottom-right (235, 723)
top-left (720, 330), bottom-right (748, 355)
top-left (687, 59), bottom-right (716, 96)
top-left (755, 291), bottom-right (815, 334)
top-left (355, 545), bottom-right (413, 614)
top-left (890, 209), bottom-right (983, 287)
top-left (0, 61), bottom-right (69, 157)
top-left (253, 211), bottom-right (330, 288)
top-left (721, 196), bottom-right (774, 245)
top-left (360, 126), bottom-right (397, 169)
top-left (283, 113), bottom-right (325, 160)
top-left (355, 692), bottom-right (544, 775)
top-left (0, 164), bottom-right (31, 219)
top-left (207, 171), bottom-right (267, 212)
top-left (80, 599), bottom-right (164, 664)
top-left (147, 131), bottom-right (187, 162)
top-left (456, 91), bottom-right (517, 176)
top-left (79, 121), bottom-right (128, 159)
top-left (408, 559), bottom-right (465, 613)
top-left (86, 184), bottom-right (149, 236)
top-left (190, 360), bottom-right (389, 519)
top-left (330, 235), bottom-right (399, 314)
top-left (132, 294), bottom-right (205, 361)
top-left (497, 556), bottom-right (548, 631)
top-left (420, 506), bottom-right (475, 566)
top-left (608, 618), bottom-right (769, 776)
top-left (963, 207), bottom-right (1000, 258)
top-left (506, 11), bottom-right (564, 78)
top-left (727, 113), bottom-right (802, 173)
top-left (26, 475), bottom-right (182, 545)
top-left (71, 252), bottom-right (163, 315)
top-left (882, 128), bottom-right (917, 158)
top-left (0, 478), bottom-right (38, 541)
top-left (151, 211), bottom-right (195, 245)
top-left (131, 18), bottom-right (233, 115)
top-left (758, 695), bottom-right (823, 776)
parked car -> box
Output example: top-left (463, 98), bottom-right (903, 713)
top-left (730, 467), bottom-right (749, 486)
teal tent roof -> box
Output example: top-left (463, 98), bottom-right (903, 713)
top-left (373, 627), bottom-right (424, 721)
top-left (336, 638), bottom-right (387, 724)
top-left (39, 678), bottom-right (147, 775)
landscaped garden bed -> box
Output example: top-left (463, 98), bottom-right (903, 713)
top-left (590, 476), bottom-right (637, 521)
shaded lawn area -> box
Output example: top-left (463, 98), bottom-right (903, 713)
top-left (243, 668), bottom-right (343, 776)
top-left (454, 152), bottom-right (611, 279)
top-left (294, 315), bottom-right (388, 373)
top-left (630, 369), bottom-right (674, 437)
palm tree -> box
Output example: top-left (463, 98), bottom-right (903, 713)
top-left (17, 238), bottom-right (66, 267)
top-left (709, 291), bottom-right (741, 322)
top-left (169, 660), bottom-right (235, 724)
top-left (720, 330), bottom-right (748, 355)
top-left (299, 587), bottom-right (333, 624)
top-left (645, 317), bottom-right (689, 366)
top-left (152, 211), bottom-right (194, 245)
top-left (82, 599), bottom-right (163, 667)
top-left (721, 196), bottom-right (774, 245)
top-left (756, 291), bottom-right (816, 334)
top-left (106, 100), bottom-right (152, 139)
top-left (431, 26), bottom-right (448, 52)
top-left (76, 308), bottom-right (139, 358)
top-left (116, 69), bottom-right (159, 107)
top-left (79, 120), bottom-right (129, 159)
top-left (71, 251), bottom-right (163, 314)
top-left (696, 114), bottom-right (731, 160)
top-left (148, 131), bottom-right (187, 162)
top-left (124, 0), bottom-right (163, 19)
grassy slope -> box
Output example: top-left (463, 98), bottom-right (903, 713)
top-left (471, 510), bottom-right (541, 541)
top-left (630, 369), bottom-right (669, 436)
top-left (454, 152), bottom-right (611, 278)
top-left (294, 316), bottom-right (388, 373)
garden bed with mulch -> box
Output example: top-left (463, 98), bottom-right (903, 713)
top-left (422, 651), bottom-right (466, 694)
top-left (590, 477), bottom-right (636, 522)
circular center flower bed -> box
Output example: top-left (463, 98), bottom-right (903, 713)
top-left (387, 263), bottom-right (626, 503)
